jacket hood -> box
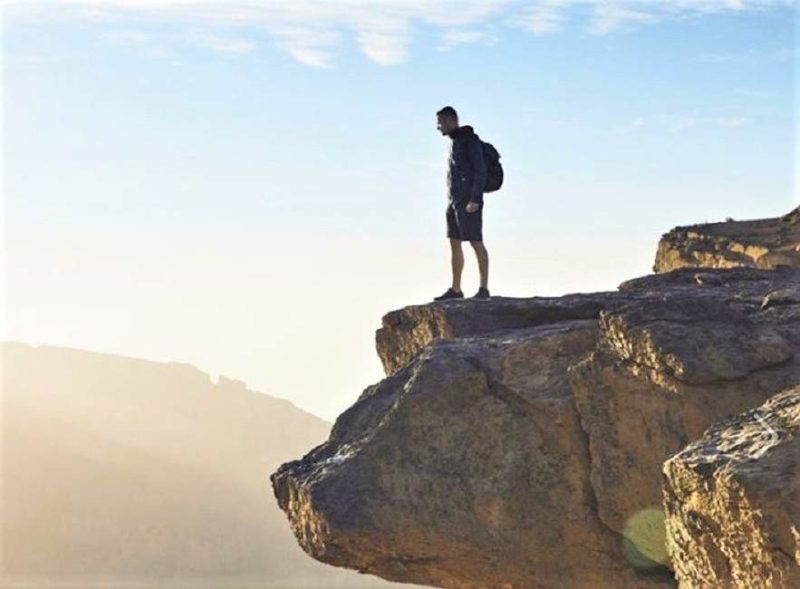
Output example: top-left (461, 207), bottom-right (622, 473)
top-left (449, 125), bottom-right (475, 139)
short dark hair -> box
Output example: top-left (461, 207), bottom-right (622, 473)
top-left (437, 106), bottom-right (458, 121)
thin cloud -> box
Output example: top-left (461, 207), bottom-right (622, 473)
top-left (437, 29), bottom-right (496, 51)
top-left (514, 0), bottom-right (568, 35)
top-left (184, 31), bottom-right (257, 55)
top-left (6, 0), bottom-right (797, 66)
top-left (588, 4), bottom-right (659, 34)
top-left (101, 28), bottom-right (171, 58)
top-left (351, 14), bottom-right (412, 66)
top-left (271, 26), bottom-right (340, 68)
top-left (102, 27), bottom-right (257, 57)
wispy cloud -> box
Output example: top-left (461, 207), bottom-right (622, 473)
top-left (437, 29), bottom-right (496, 51)
top-left (101, 29), bottom-right (170, 58)
top-left (6, 0), bottom-right (797, 66)
top-left (352, 14), bottom-right (412, 65)
top-left (510, 0), bottom-right (794, 36)
top-left (588, 4), bottom-right (659, 34)
top-left (183, 30), bottom-right (257, 55)
top-left (101, 27), bottom-right (257, 58)
top-left (513, 0), bottom-right (568, 35)
top-left (271, 26), bottom-right (340, 67)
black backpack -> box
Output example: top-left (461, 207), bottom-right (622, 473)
top-left (480, 140), bottom-right (503, 193)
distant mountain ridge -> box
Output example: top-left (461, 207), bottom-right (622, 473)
top-left (2, 341), bottom-right (412, 588)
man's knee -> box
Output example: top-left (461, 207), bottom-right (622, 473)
top-left (449, 238), bottom-right (463, 249)
top-left (470, 240), bottom-right (485, 250)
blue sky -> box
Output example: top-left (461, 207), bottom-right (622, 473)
top-left (4, 1), bottom-right (798, 420)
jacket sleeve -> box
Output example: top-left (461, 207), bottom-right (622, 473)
top-left (467, 136), bottom-right (487, 205)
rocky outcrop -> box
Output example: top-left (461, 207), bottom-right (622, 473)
top-left (376, 292), bottom-right (629, 376)
top-left (662, 386), bottom-right (800, 589)
top-left (654, 207), bottom-right (800, 273)
top-left (568, 269), bottom-right (799, 540)
top-left (271, 266), bottom-right (800, 589)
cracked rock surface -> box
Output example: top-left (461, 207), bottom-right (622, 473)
top-left (654, 207), bottom-right (800, 273)
top-left (271, 266), bottom-right (800, 589)
top-left (663, 386), bottom-right (800, 589)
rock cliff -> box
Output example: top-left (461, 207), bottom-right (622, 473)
top-left (654, 206), bottom-right (800, 272)
top-left (271, 260), bottom-right (800, 588)
top-left (663, 385), bottom-right (799, 589)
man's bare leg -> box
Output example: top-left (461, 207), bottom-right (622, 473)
top-left (470, 240), bottom-right (489, 289)
top-left (449, 238), bottom-right (464, 292)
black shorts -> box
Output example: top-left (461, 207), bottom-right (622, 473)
top-left (446, 201), bottom-right (483, 242)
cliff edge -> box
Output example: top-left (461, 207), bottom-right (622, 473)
top-left (271, 210), bottom-right (800, 589)
top-left (654, 206), bottom-right (800, 273)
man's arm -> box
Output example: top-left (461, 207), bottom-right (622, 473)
top-left (467, 136), bottom-right (487, 206)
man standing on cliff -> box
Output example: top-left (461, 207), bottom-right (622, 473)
top-left (433, 106), bottom-right (490, 300)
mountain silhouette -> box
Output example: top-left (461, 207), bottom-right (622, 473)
top-left (2, 341), bottom-right (416, 588)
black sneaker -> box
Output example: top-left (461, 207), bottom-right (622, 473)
top-left (473, 287), bottom-right (491, 299)
top-left (433, 287), bottom-right (464, 301)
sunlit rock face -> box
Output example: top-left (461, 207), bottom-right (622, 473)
top-left (569, 268), bottom-right (800, 539)
top-left (271, 265), bottom-right (800, 589)
top-left (654, 207), bottom-right (800, 273)
top-left (663, 386), bottom-right (800, 589)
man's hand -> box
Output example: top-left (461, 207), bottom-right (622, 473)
top-left (466, 201), bottom-right (480, 213)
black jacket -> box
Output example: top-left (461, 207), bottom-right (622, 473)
top-left (446, 125), bottom-right (487, 206)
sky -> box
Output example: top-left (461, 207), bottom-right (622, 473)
top-left (3, 0), bottom-right (798, 421)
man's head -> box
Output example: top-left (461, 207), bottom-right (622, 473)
top-left (436, 106), bottom-right (459, 136)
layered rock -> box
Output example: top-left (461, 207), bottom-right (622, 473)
top-left (654, 207), bottom-right (800, 273)
top-left (568, 269), bottom-right (799, 539)
top-left (271, 266), bottom-right (800, 589)
top-left (662, 386), bottom-right (800, 589)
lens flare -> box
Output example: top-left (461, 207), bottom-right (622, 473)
top-left (622, 507), bottom-right (669, 570)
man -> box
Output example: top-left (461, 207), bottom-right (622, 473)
top-left (433, 106), bottom-right (490, 301)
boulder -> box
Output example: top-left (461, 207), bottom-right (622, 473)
top-left (662, 386), bottom-right (800, 589)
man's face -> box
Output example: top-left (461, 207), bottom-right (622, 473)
top-left (436, 114), bottom-right (457, 136)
